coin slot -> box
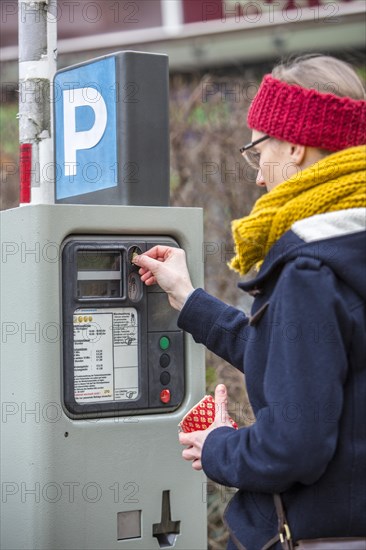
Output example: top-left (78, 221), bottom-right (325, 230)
top-left (128, 246), bottom-right (142, 265)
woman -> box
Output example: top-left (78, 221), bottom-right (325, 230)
top-left (133, 55), bottom-right (366, 549)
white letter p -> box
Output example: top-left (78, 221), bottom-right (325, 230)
top-left (63, 87), bottom-right (107, 177)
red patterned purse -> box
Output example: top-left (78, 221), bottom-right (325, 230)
top-left (179, 395), bottom-right (238, 433)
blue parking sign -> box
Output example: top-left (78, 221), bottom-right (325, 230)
top-left (54, 56), bottom-right (118, 200)
top-left (54, 51), bottom-right (170, 206)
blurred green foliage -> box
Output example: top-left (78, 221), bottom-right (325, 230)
top-left (0, 103), bottom-right (18, 156)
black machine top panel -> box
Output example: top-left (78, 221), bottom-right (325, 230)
top-left (61, 236), bottom-right (184, 419)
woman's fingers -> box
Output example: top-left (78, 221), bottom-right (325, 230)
top-left (133, 246), bottom-right (195, 311)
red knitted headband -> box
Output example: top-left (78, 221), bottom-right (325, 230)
top-left (247, 75), bottom-right (366, 151)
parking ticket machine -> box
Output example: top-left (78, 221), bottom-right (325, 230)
top-left (0, 51), bottom-right (207, 550)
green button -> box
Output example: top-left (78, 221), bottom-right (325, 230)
top-left (159, 336), bottom-right (170, 351)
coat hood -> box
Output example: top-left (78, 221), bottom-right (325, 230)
top-left (239, 208), bottom-right (366, 300)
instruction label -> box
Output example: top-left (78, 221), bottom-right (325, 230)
top-left (73, 308), bottom-right (138, 403)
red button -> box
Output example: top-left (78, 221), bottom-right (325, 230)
top-left (160, 389), bottom-right (171, 404)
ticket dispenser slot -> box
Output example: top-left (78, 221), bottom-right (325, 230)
top-left (61, 236), bottom-right (184, 418)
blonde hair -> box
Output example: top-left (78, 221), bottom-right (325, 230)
top-left (272, 54), bottom-right (365, 100)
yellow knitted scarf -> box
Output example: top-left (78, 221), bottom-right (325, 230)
top-left (230, 145), bottom-right (366, 275)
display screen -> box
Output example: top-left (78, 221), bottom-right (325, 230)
top-left (77, 252), bottom-right (120, 271)
top-left (77, 252), bottom-right (122, 297)
top-left (77, 280), bottom-right (121, 297)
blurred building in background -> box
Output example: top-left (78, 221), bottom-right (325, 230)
top-left (1, 0), bottom-right (365, 80)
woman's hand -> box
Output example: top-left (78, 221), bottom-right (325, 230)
top-left (178, 384), bottom-right (234, 471)
top-left (132, 245), bottom-right (194, 311)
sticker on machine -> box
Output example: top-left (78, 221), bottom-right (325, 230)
top-left (73, 307), bottom-right (139, 403)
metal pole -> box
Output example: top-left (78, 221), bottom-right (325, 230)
top-left (18, 0), bottom-right (57, 205)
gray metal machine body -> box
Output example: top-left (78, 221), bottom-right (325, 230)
top-left (0, 204), bottom-right (207, 550)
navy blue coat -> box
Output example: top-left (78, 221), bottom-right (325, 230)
top-left (178, 210), bottom-right (366, 549)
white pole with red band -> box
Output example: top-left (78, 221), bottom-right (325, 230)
top-left (18, 0), bottom-right (57, 205)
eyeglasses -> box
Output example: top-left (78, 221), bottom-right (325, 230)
top-left (239, 135), bottom-right (270, 170)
